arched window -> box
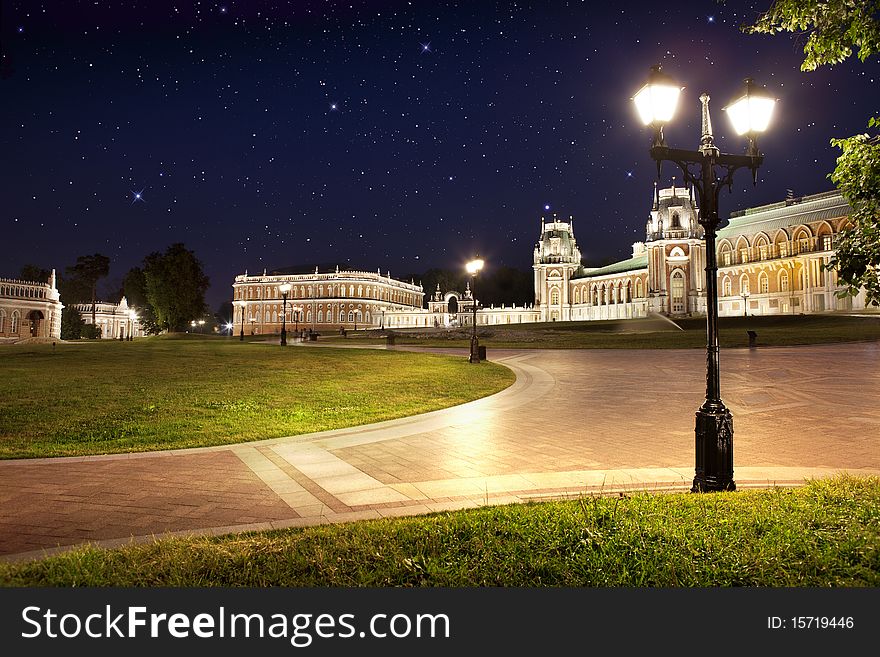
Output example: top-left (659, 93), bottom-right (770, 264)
top-left (349, 285), bottom-right (354, 296)
top-left (722, 276), bottom-right (732, 297)
top-left (740, 276), bottom-right (750, 295)
top-left (759, 272), bottom-right (769, 294)
top-left (0, 310), bottom-right (5, 333)
top-left (574, 287), bottom-right (581, 304)
top-left (671, 271), bottom-right (685, 313)
top-left (780, 270), bottom-right (790, 292)
top-left (307, 310), bottom-right (312, 322)
top-left (317, 310), bottom-right (324, 323)
top-left (339, 310), bottom-right (345, 322)
top-left (11, 311), bottom-right (20, 334)
top-left (636, 278), bottom-right (643, 298)
top-left (348, 311), bottom-right (354, 322)
top-left (671, 212), bottom-right (681, 228)
top-left (550, 289), bottom-right (560, 305)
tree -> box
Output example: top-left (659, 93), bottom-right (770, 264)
top-left (744, 0), bottom-right (880, 305)
top-left (65, 254), bottom-right (111, 323)
top-left (19, 264), bottom-right (50, 283)
top-left (142, 243), bottom-right (210, 332)
top-left (60, 306), bottom-right (84, 340)
top-left (123, 266), bottom-right (161, 335)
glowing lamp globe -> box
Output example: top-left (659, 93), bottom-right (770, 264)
top-left (466, 259), bottom-right (484, 275)
top-left (633, 65), bottom-right (682, 126)
top-left (279, 283), bottom-right (292, 295)
top-left (724, 78), bottom-right (776, 136)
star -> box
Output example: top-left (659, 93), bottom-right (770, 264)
top-left (131, 189), bottom-right (145, 204)
top-left (707, 16), bottom-right (715, 24)
top-left (544, 204), bottom-right (551, 211)
top-left (420, 42), bottom-right (432, 54)
top-left (329, 103), bottom-right (338, 111)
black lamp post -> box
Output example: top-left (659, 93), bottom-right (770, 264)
top-left (280, 283), bottom-right (291, 346)
top-left (742, 290), bottom-right (750, 317)
top-left (466, 258), bottom-right (484, 363)
top-left (240, 309), bottom-right (245, 341)
top-left (633, 65), bottom-right (776, 493)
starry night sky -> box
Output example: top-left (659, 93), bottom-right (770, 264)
top-left (3, 0), bottom-right (877, 309)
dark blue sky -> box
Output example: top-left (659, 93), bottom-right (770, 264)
top-left (2, 0), bottom-right (877, 309)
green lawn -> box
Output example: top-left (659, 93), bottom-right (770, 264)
top-left (0, 337), bottom-right (514, 459)
top-left (331, 313), bottom-right (880, 349)
top-left (2, 475), bottom-right (876, 587)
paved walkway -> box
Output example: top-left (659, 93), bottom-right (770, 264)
top-left (2, 342), bottom-right (879, 562)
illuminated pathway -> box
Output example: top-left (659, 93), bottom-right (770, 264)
top-left (1, 343), bottom-right (879, 561)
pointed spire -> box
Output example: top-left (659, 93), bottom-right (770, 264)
top-left (699, 92), bottom-right (719, 156)
top-left (653, 181), bottom-right (659, 210)
top-left (49, 269), bottom-right (57, 289)
top-left (671, 176), bottom-right (676, 197)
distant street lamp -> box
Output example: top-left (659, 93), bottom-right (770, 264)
top-left (198, 319), bottom-right (205, 333)
top-left (742, 290), bottom-right (750, 317)
top-left (292, 304), bottom-right (303, 340)
top-left (466, 258), bottom-right (484, 363)
top-left (633, 65), bottom-right (776, 492)
top-left (128, 310), bottom-right (137, 341)
top-left (280, 283), bottom-right (291, 346)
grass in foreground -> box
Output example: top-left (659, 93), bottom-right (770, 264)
top-left (2, 475), bottom-right (877, 587)
top-left (0, 337), bottom-right (514, 459)
top-left (330, 314), bottom-right (880, 349)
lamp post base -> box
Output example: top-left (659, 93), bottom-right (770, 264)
top-left (469, 335), bottom-right (480, 363)
top-left (281, 328), bottom-right (287, 347)
top-left (692, 404), bottom-right (736, 492)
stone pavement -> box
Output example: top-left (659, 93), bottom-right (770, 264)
top-left (1, 342), bottom-right (878, 562)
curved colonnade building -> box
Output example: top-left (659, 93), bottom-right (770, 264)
top-left (232, 268), bottom-right (427, 335)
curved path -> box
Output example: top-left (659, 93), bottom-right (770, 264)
top-left (2, 342), bottom-right (879, 562)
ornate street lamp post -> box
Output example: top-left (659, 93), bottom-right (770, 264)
top-left (466, 258), bottom-right (484, 363)
top-left (633, 65), bottom-right (776, 492)
top-left (280, 283), bottom-right (291, 346)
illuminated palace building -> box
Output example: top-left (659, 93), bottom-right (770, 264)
top-left (0, 269), bottom-right (62, 342)
top-left (233, 186), bottom-right (867, 334)
top-left (232, 267), bottom-right (427, 335)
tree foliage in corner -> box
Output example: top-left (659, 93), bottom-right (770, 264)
top-left (744, 0), bottom-right (880, 305)
top-left (143, 243), bottom-right (210, 332)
